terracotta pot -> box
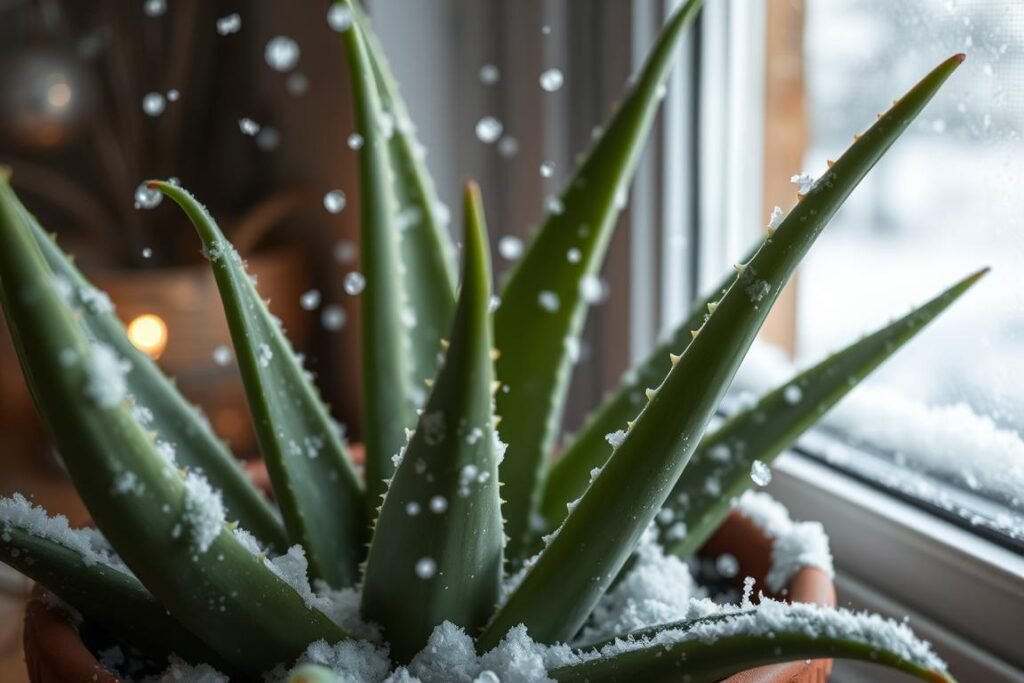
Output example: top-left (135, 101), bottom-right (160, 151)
top-left (23, 591), bottom-right (117, 683)
top-left (706, 512), bottom-right (837, 683)
top-left (23, 461), bottom-right (835, 683)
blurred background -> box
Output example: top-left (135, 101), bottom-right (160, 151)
top-left (0, 1), bottom-right (1021, 680)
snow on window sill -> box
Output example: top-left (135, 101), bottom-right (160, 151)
top-left (727, 340), bottom-right (1024, 549)
top-left (766, 453), bottom-right (1024, 674)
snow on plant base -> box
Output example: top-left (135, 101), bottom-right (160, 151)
top-left (180, 472), bottom-right (226, 554)
top-left (275, 598), bottom-right (945, 683)
top-left (127, 506), bottom-right (936, 682)
top-left (557, 598), bottom-right (947, 677)
top-left (734, 491), bottom-right (835, 593)
top-left (578, 525), bottom-right (700, 643)
top-left (0, 494), bottom-right (128, 572)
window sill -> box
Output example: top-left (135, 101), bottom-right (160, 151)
top-left (766, 448), bottom-right (1024, 679)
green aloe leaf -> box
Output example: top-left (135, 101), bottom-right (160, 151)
top-left (493, 0), bottom-right (703, 560)
top-left (361, 182), bottom-right (503, 663)
top-left (351, 2), bottom-right (458, 391)
top-left (151, 181), bottom-right (365, 589)
top-left (548, 604), bottom-right (954, 683)
top-left (0, 179), bottom-right (346, 675)
top-left (19, 207), bottom-right (286, 551)
top-left (477, 54), bottom-right (965, 649)
top-left (542, 267), bottom-right (986, 537)
top-left (0, 511), bottom-right (225, 669)
top-left (539, 246), bottom-right (755, 526)
top-left (340, 0), bottom-right (417, 513)
top-left (659, 267), bottom-right (988, 558)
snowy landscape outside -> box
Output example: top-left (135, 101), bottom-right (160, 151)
top-left (791, 0), bottom-right (1024, 539)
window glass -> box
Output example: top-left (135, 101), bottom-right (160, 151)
top-left (798, 0), bottom-right (1024, 540)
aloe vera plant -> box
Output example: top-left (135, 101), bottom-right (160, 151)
top-left (0, 1), bottom-right (981, 681)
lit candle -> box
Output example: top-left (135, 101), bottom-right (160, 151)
top-left (126, 313), bottom-right (168, 359)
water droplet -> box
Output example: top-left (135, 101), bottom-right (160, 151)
top-left (166, 89), bottom-right (180, 102)
top-left (566, 248), bottom-right (581, 263)
top-left (333, 240), bottom-right (357, 264)
top-left (433, 202), bottom-right (451, 225)
top-left (497, 136), bottom-right (519, 158)
top-left (539, 68), bottom-right (564, 92)
top-left (614, 186), bottom-right (628, 209)
top-left (323, 190), bottom-right (347, 214)
top-left (405, 501), bottom-right (421, 516)
top-left (216, 13), bottom-right (241, 36)
top-left (783, 385), bottom-right (802, 404)
top-left (540, 161), bottom-right (555, 178)
top-left (479, 64), bottom-right (500, 85)
top-left (144, 0), bottom-right (166, 17)
top-left (579, 275), bottom-right (606, 304)
top-left (415, 557), bottom-right (437, 579)
top-left (212, 345), bottom-right (232, 366)
top-left (238, 118), bottom-right (260, 136)
top-left (541, 25), bottom-right (552, 35)
top-left (347, 132), bottom-right (364, 150)
top-left (265, 36), bottom-right (300, 72)
top-left (545, 196), bottom-right (564, 215)
top-left (141, 248), bottom-right (153, 259)
top-left (286, 72), bottom-right (309, 96)
top-left (475, 116), bottom-right (503, 144)
top-left (498, 235), bottom-right (524, 261)
top-left (750, 460), bottom-right (772, 487)
top-left (255, 127), bottom-right (280, 151)
top-left (343, 272), bottom-right (366, 296)
top-left (715, 553), bottom-right (739, 578)
top-left (142, 92), bottom-right (166, 117)
top-left (565, 337), bottom-right (580, 364)
top-left (326, 5), bottom-right (353, 32)
top-left (321, 305), bottom-right (347, 331)
top-left (429, 495), bottom-right (448, 513)
top-left (538, 290), bottom-right (560, 312)
top-left (300, 289), bottom-right (321, 311)
top-left (134, 183), bottom-right (162, 210)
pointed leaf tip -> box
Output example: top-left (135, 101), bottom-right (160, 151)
top-left (967, 265), bottom-right (990, 283)
top-left (462, 181), bottom-right (490, 280)
top-left (360, 177), bottom-right (500, 661)
top-left (151, 180), bottom-right (366, 588)
top-left (493, 0), bottom-right (704, 561)
top-left (21, 196), bottom-right (286, 550)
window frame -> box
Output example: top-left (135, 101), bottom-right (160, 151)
top-left (770, 449), bottom-right (1024, 679)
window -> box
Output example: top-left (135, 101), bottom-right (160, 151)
top-left (792, 0), bottom-right (1024, 544)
